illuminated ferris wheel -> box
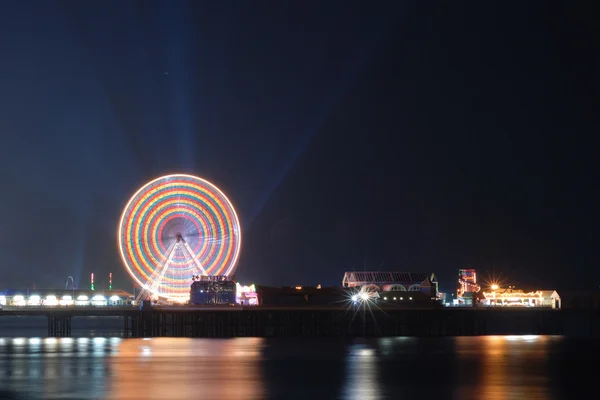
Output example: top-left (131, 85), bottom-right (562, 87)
top-left (117, 174), bottom-right (242, 302)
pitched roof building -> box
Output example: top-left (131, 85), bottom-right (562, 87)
top-left (341, 271), bottom-right (438, 296)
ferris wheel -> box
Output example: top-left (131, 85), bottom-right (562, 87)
top-left (117, 174), bottom-right (242, 302)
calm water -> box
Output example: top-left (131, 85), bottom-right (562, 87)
top-left (0, 335), bottom-right (596, 400)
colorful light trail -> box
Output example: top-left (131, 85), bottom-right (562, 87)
top-left (118, 174), bottom-right (241, 300)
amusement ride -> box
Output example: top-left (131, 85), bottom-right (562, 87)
top-left (118, 174), bottom-right (242, 302)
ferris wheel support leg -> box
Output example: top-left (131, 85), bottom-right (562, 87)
top-left (148, 241), bottom-right (180, 295)
top-left (182, 240), bottom-right (207, 275)
top-left (136, 241), bottom-right (178, 302)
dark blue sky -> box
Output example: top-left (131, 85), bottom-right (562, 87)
top-left (0, 1), bottom-right (597, 292)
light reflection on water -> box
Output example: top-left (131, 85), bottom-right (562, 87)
top-left (454, 335), bottom-right (552, 400)
top-left (0, 335), bottom-right (595, 399)
top-left (343, 345), bottom-right (379, 400)
top-left (110, 338), bottom-right (265, 400)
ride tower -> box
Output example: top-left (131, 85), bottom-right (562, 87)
top-left (457, 269), bottom-right (481, 298)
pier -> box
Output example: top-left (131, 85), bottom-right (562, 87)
top-left (2, 306), bottom-right (600, 338)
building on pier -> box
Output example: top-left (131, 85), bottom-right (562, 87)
top-left (236, 283), bottom-right (259, 305)
top-left (480, 287), bottom-right (561, 309)
top-left (341, 271), bottom-right (439, 297)
top-left (257, 286), bottom-right (346, 306)
top-left (189, 279), bottom-right (236, 305)
top-left (0, 289), bottom-right (133, 307)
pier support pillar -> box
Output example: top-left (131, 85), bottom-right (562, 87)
top-left (47, 315), bottom-right (72, 337)
top-left (130, 302), bottom-right (153, 338)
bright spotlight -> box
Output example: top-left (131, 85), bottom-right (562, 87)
top-left (360, 293), bottom-right (369, 301)
top-left (491, 284), bottom-right (499, 290)
top-left (351, 295), bottom-right (359, 302)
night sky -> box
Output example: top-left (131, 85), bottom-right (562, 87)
top-left (0, 1), bottom-right (597, 292)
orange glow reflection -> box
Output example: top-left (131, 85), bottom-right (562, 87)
top-left (108, 338), bottom-right (265, 400)
top-left (472, 336), bottom-right (551, 400)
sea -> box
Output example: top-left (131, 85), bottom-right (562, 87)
top-left (0, 317), bottom-right (596, 400)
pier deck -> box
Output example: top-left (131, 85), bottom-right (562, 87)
top-left (1, 306), bottom-right (599, 338)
